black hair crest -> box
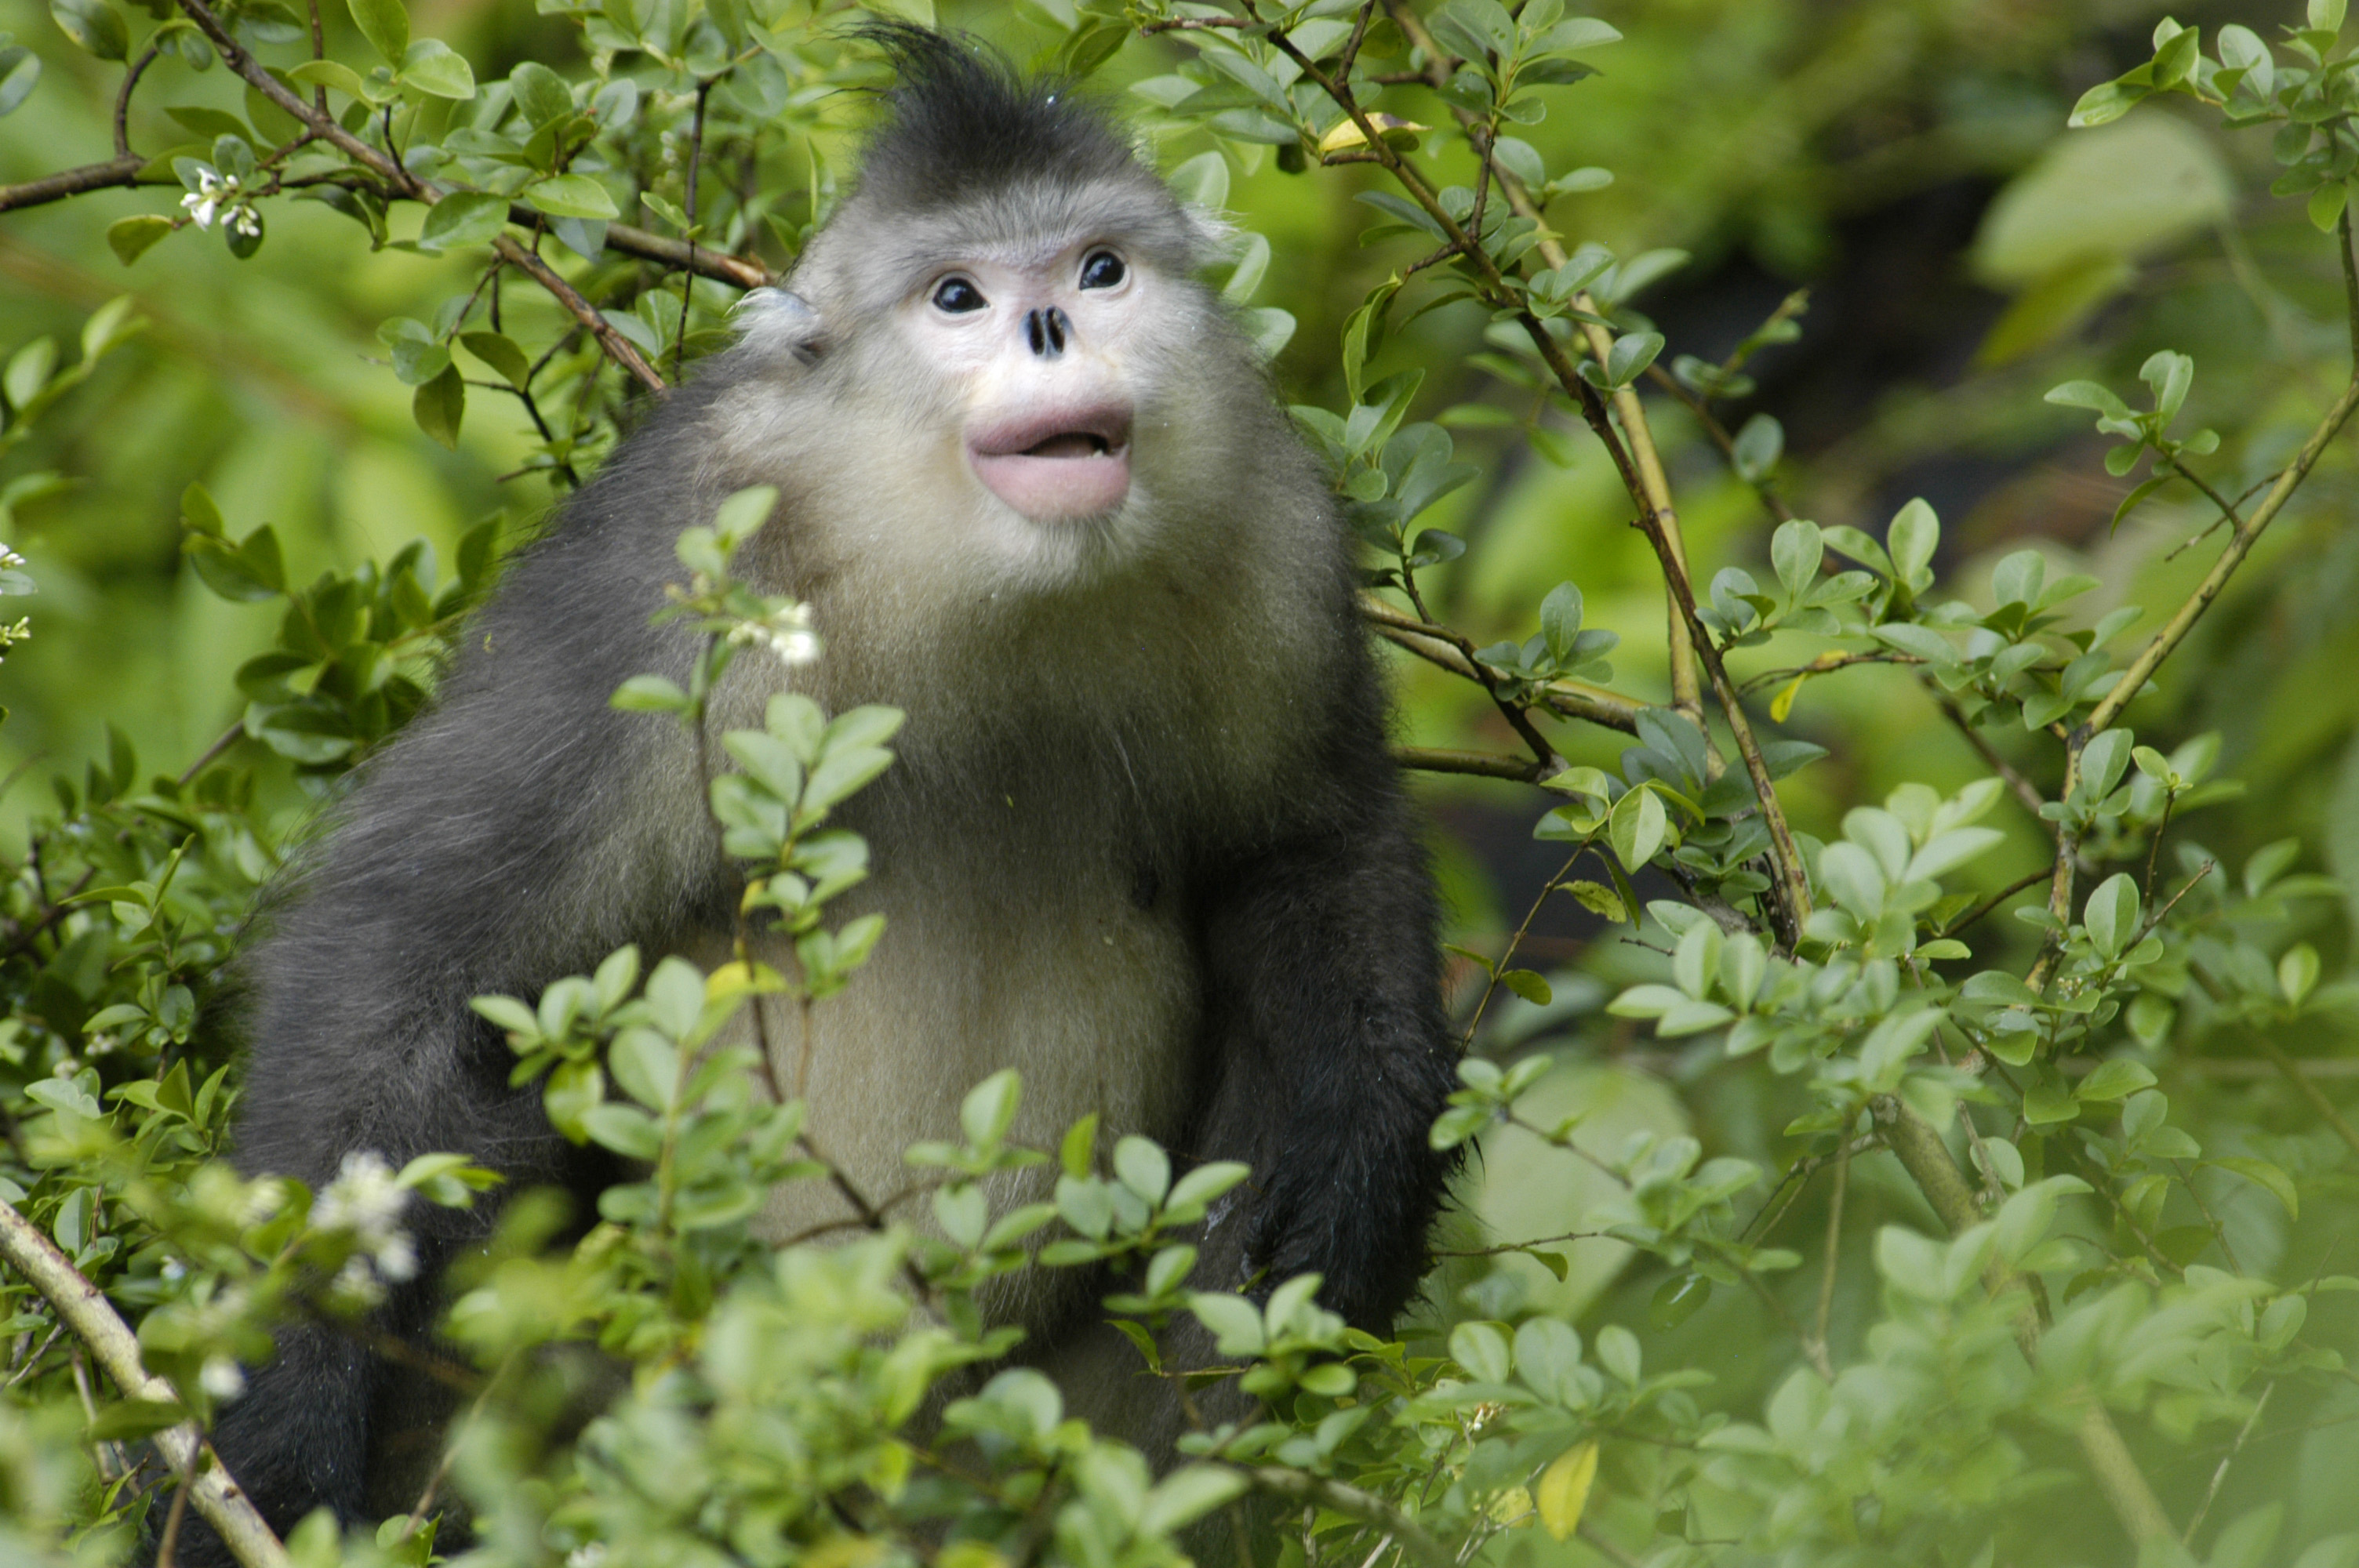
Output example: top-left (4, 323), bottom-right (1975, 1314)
top-left (852, 21), bottom-right (1140, 211)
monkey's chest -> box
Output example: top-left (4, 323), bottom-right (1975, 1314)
top-left (733, 839), bottom-right (1201, 1274)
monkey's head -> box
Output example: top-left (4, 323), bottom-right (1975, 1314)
top-left (732, 26), bottom-right (1278, 590)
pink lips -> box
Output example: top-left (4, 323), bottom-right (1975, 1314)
top-left (968, 401), bottom-right (1133, 520)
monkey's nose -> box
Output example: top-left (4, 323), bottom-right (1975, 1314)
top-left (1024, 307), bottom-right (1070, 360)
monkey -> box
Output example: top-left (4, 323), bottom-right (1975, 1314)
top-left (179, 24), bottom-right (1457, 1560)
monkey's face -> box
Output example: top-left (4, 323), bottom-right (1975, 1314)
top-left (899, 240), bottom-right (1150, 523)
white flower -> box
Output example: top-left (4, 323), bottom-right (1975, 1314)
top-left (726, 601), bottom-right (820, 669)
top-left (315, 1150), bottom-right (405, 1240)
top-left (231, 205), bottom-right (261, 238)
top-left (180, 165), bottom-right (242, 231)
top-left (315, 1150), bottom-right (418, 1289)
top-left (328, 1254), bottom-right (387, 1309)
top-left (200, 1356), bottom-right (246, 1400)
top-left (236, 1176), bottom-right (288, 1228)
top-left (0, 544), bottom-right (25, 568)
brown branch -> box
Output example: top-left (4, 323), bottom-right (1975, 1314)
top-left (1382, 1), bottom-right (1703, 728)
top-left (114, 44), bottom-right (161, 158)
top-left (0, 157), bottom-right (146, 216)
top-left (1361, 596), bottom-right (1639, 733)
top-left (173, 0), bottom-right (666, 394)
top-left (1938, 866), bottom-right (2052, 939)
top-left (505, 205), bottom-right (772, 290)
top-left (0, 1199), bottom-right (289, 1567)
top-left (1264, 7), bottom-right (1809, 938)
top-left (1394, 746), bottom-right (1546, 781)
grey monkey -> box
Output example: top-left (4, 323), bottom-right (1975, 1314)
top-left (185, 24), bottom-right (1457, 1558)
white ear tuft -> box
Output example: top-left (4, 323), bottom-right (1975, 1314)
top-left (733, 288), bottom-right (824, 361)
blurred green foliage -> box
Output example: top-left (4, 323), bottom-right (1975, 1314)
top-left (8, 0), bottom-right (2359, 1564)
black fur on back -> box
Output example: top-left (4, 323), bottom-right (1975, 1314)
top-left (850, 21), bottom-right (1140, 211)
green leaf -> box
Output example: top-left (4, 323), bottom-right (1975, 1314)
top-left (2084, 873), bottom-right (2140, 960)
top-left (289, 57), bottom-right (372, 100)
top-left (2281, 942), bottom-right (2321, 1007)
top-left (397, 38), bottom-right (474, 98)
top-left (49, 0), bottom-right (126, 60)
top-left (417, 191), bottom-right (506, 252)
top-left (413, 363), bottom-right (463, 449)
top-left (2067, 77), bottom-right (2149, 129)
top-left (1732, 413), bottom-right (1783, 483)
top-left (2076, 1059), bottom-right (2157, 1102)
top-left (347, 0), bottom-right (408, 64)
top-left (2207, 1156), bottom-right (2299, 1220)
top-left (610, 674), bottom-right (687, 713)
top-left (459, 330), bottom-right (530, 390)
top-left (106, 214), bottom-right (172, 266)
top-left (2023, 1080), bottom-right (2079, 1125)
top-left (0, 46), bottom-right (42, 118)
top-left (1609, 784), bottom-right (1667, 871)
top-left (1499, 969), bottom-right (1552, 1005)
top-left (2312, 182), bottom-right (2350, 234)
top-left (526, 173), bottom-right (619, 220)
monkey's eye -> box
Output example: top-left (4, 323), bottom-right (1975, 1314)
top-left (1079, 250), bottom-right (1127, 289)
top-left (931, 277), bottom-right (987, 314)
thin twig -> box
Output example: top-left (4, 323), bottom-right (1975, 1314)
top-left (178, 723), bottom-right (245, 786)
top-left (675, 78), bottom-right (715, 381)
top-left (1243, 1468), bottom-right (1453, 1568)
top-left (1808, 1138), bottom-right (1848, 1380)
top-left (1932, 690), bottom-right (2046, 821)
top-left (0, 1198), bottom-right (289, 1566)
top-left (2183, 1383), bottom-right (2273, 1546)
top-left (1938, 866), bottom-right (2053, 939)
top-left (113, 44), bottom-right (161, 158)
top-left (2083, 207), bottom-right (2359, 740)
top-left (1460, 849), bottom-right (1584, 1046)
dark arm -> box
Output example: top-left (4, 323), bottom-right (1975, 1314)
top-left (1190, 702), bottom-right (1459, 1330)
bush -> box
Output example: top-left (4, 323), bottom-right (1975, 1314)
top-left (2, 1), bottom-right (2358, 1565)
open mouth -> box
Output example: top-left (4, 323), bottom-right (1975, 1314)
top-left (969, 403), bottom-right (1133, 520)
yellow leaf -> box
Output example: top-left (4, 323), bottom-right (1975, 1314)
top-left (1487, 1484), bottom-right (1535, 1527)
top-left (1317, 112), bottom-right (1426, 154)
top-left (1536, 1439), bottom-right (1600, 1541)
top-left (1769, 672), bottom-right (1808, 724)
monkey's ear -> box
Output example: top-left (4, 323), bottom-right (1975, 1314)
top-left (734, 288), bottom-right (827, 364)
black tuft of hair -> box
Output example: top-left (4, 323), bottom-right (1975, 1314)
top-left (851, 21), bottom-right (1142, 210)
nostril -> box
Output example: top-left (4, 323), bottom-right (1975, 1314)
top-left (1026, 310), bottom-right (1047, 357)
top-left (1045, 307), bottom-right (1069, 354)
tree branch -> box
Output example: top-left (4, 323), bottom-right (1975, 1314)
top-left (0, 1199), bottom-right (289, 1568)
top-left (1382, 0), bottom-right (1704, 727)
top-left (1362, 595), bottom-right (1639, 734)
top-left (0, 157), bottom-right (146, 216)
top-left (2083, 206), bottom-right (2359, 739)
top-left (173, 0), bottom-right (666, 393)
top-left (1394, 746), bottom-right (1547, 781)
top-left (1259, 9), bottom-right (1811, 938)
top-left (1243, 1467), bottom-right (1453, 1568)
